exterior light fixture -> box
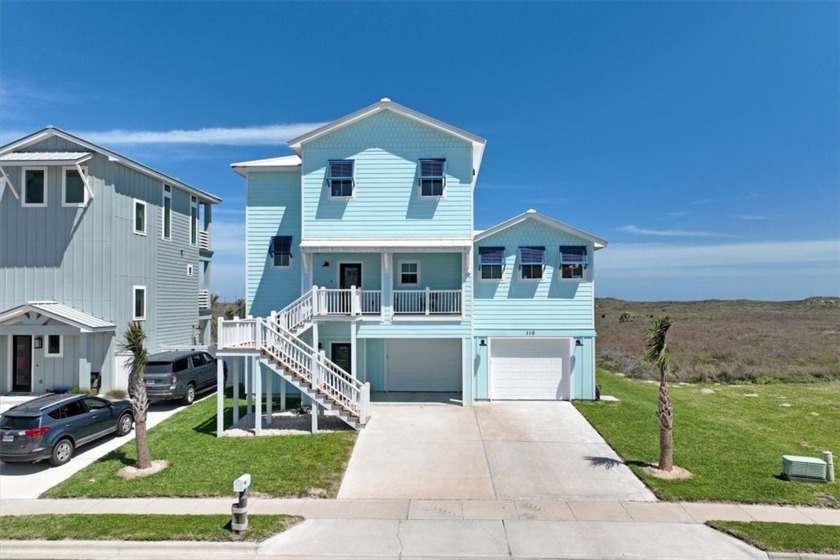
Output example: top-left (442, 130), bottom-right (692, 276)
top-left (479, 339), bottom-right (487, 347)
top-left (575, 339), bottom-right (583, 347)
top-left (322, 261), bottom-right (330, 267)
top-left (34, 336), bottom-right (43, 349)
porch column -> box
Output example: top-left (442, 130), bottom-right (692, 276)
top-left (233, 357), bottom-right (241, 424)
top-left (462, 337), bottom-right (474, 406)
top-left (77, 336), bottom-right (91, 391)
top-left (350, 320), bottom-right (358, 380)
top-left (280, 378), bottom-right (286, 411)
top-left (382, 252), bottom-right (393, 321)
top-left (265, 365), bottom-right (272, 425)
top-left (246, 356), bottom-right (252, 415)
top-left (216, 356), bottom-right (225, 437)
top-left (254, 357), bottom-right (262, 436)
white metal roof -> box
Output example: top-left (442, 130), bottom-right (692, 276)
top-left (231, 154), bottom-right (301, 176)
top-left (0, 151), bottom-right (91, 165)
top-left (474, 210), bottom-right (608, 249)
top-left (0, 301), bottom-right (116, 332)
top-left (299, 238), bottom-right (473, 252)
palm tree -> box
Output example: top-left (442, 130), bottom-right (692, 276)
top-left (119, 322), bottom-right (152, 469)
top-left (225, 297), bottom-right (246, 320)
top-left (645, 315), bottom-right (674, 472)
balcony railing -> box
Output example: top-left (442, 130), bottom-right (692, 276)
top-left (393, 289), bottom-right (461, 315)
top-left (198, 230), bottom-right (210, 251)
top-left (198, 289), bottom-right (211, 309)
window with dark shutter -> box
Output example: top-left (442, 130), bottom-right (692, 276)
top-left (519, 246), bottom-right (545, 280)
top-left (478, 247), bottom-right (505, 280)
top-left (328, 160), bottom-right (354, 197)
top-left (559, 246), bottom-right (588, 280)
top-left (269, 236), bottom-right (293, 268)
top-left (419, 159), bottom-right (446, 197)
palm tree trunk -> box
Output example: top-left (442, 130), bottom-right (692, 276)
top-left (131, 377), bottom-right (152, 469)
top-left (658, 381), bottom-right (674, 471)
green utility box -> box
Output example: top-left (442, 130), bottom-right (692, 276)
top-left (781, 455), bottom-right (828, 483)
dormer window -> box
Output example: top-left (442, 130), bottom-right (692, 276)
top-left (478, 247), bottom-right (505, 280)
top-left (328, 160), bottom-right (354, 198)
top-left (419, 159), bottom-right (446, 197)
top-left (519, 246), bottom-right (545, 280)
top-left (559, 246), bottom-right (588, 280)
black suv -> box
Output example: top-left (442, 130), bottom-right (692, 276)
top-left (0, 394), bottom-right (133, 466)
top-left (131, 350), bottom-right (226, 405)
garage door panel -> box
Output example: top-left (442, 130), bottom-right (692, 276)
top-left (490, 338), bottom-right (571, 400)
top-left (387, 339), bottom-right (461, 392)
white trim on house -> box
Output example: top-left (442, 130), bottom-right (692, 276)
top-left (44, 334), bottom-right (63, 357)
top-left (300, 238), bottom-right (472, 252)
top-left (133, 199), bottom-right (147, 235)
top-left (230, 155), bottom-right (302, 177)
top-left (132, 286), bottom-right (147, 321)
top-left (62, 165), bottom-right (88, 207)
top-left (21, 167), bottom-right (48, 207)
top-left (475, 210), bottom-right (608, 249)
top-left (0, 301), bottom-right (115, 332)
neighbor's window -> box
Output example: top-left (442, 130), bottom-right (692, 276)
top-left (559, 246), bottom-right (588, 280)
top-left (478, 247), bottom-right (505, 280)
top-left (190, 196), bottom-right (198, 245)
top-left (45, 335), bottom-right (62, 357)
top-left (22, 168), bottom-right (47, 207)
top-left (327, 160), bottom-right (354, 198)
top-left (269, 235), bottom-right (292, 268)
top-left (418, 159), bottom-right (446, 197)
top-left (162, 185), bottom-right (172, 240)
top-left (133, 286), bottom-right (146, 320)
top-left (399, 262), bottom-right (419, 285)
top-left (134, 200), bottom-right (146, 235)
top-left (519, 246), bottom-right (545, 280)
top-left (62, 167), bottom-right (87, 206)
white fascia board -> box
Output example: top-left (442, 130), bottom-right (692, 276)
top-left (299, 238), bottom-right (473, 252)
top-left (475, 212), bottom-right (609, 249)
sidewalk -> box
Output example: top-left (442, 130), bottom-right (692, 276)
top-left (1, 497), bottom-right (838, 525)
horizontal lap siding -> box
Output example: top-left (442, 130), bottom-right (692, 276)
top-left (302, 112), bottom-right (474, 239)
top-left (246, 171), bottom-right (301, 317)
top-left (474, 219), bottom-right (596, 332)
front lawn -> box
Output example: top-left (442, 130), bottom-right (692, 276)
top-left (707, 521), bottom-right (840, 554)
top-left (0, 514), bottom-right (300, 542)
top-left (574, 370), bottom-right (840, 506)
top-left (44, 391), bottom-right (357, 498)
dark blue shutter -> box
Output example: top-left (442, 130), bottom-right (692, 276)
top-left (519, 246), bottom-right (545, 265)
top-left (559, 246), bottom-right (588, 265)
top-left (328, 160), bottom-right (354, 179)
top-left (420, 159), bottom-right (445, 178)
top-left (479, 247), bottom-right (505, 265)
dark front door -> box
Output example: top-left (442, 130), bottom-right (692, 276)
top-left (331, 343), bottom-right (352, 374)
top-left (339, 263), bottom-right (362, 289)
top-left (12, 336), bottom-right (33, 392)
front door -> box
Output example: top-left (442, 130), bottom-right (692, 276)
top-left (331, 343), bottom-right (352, 375)
top-left (338, 263), bottom-right (362, 313)
top-left (12, 336), bottom-right (33, 392)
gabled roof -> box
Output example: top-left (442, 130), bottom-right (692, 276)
top-left (475, 209), bottom-right (608, 249)
top-left (231, 154), bottom-right (301, 177)
top-left (287, 98), bottom-right (487, 175)
top-left (0, 127), bottom-right (221, 204)
top-left (0, 151), bottom-right (91, 165)
top-left (0, 301), bottom-right (116, 333)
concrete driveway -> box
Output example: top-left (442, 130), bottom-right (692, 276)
top-left (338, 401), bottom-right (655, 502)
top-left (0, 399), bottom-right (189, 500)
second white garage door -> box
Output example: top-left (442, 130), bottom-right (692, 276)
top-left (490, 338), bottom-right (572, 400)
top-left (386, 339), bottom-right (461, 392)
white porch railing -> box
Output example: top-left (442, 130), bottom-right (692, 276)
top-left (218, 317), bottom-right (257, 349)
top-left (199, 230), bottom-right (210, 251)
top-left (360, 290), bottom-right (381, 315)
top-left (319, 288), bottom-right (354, 315)
top-left (277, 289), bottom-right (316, 331)
top-left (393, 289), bottom-right (461, 315)
top-left (198, 289), bottom-right (211, 309)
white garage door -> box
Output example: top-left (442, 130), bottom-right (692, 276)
top-left (386, 339), bottom-right (461, 392)
top-left (490, 338), bottom-right (572, 400)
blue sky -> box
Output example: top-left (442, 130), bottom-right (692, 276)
top-left (2, 2), bottom-right (838, 301)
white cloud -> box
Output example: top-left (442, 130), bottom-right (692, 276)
top-left (731, 214), bottom-right (770, 221)
top-left (62, 123), bottom-right (327, 146)
top-left (620, 225), bottom-right (734, 238)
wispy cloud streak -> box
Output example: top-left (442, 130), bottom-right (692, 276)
top-left (60, 124), bottom-right (328, 146)
top-left (620, 225), bottom-right (734, 238)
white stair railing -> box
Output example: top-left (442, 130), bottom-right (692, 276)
top-left (217, 317), bottom-right (257, 349)
top-left (277, 287), bottom-right (317, 331)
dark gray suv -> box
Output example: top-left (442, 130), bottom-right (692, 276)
top-left (132, 350), bottom-right (226, 405)
top-left (0, 394), bottom-right (133, 466)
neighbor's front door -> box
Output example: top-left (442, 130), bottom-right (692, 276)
top-left (12, 335), bottom-right (33, 392)
top-left (331, 343), bottom-right (352, 375)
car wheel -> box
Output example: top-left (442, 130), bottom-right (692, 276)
top-left (116, 413), bottom-right (134, 436)
top-left (49, 439), bottom-right (74, 466)
top-left (182, 383), bottom-right (196, 405)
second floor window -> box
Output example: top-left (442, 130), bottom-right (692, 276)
top-left (133, 286), bottom-right (146, 320)
top-left (519, 246), bottom-right (545, 280)
top-left (328, 160), bottom-right (354, 198)
top-left (162, 185), bottom-right (172, 240)
top-left (63, 167), bottom-right (87, 206)
top-left (559, 246), bottom-right (588, 280)
top-left (269, 235), bottom-right (292, 268)
top-left (134, 200), bottom-right (146, 235)
top-left (22, 168), bottom-right (47, 207)
top-left (190, 196), bottom-right (198, 246)
top-left (419, 159), bottom-right (446, 197)
top-left (479, 247), bottom-right (505, 280)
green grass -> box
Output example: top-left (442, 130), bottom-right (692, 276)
top-left (707, 521), bottom-right (840, 553)
top-left (0, 514), bottom-right (300, 542)
top-left (44, 391), bottom-right (357, 498)
top-left (574, 370), bottom-right (840, 506)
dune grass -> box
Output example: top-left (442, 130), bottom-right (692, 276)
top-left (574, 370), bottom-right (840, 506)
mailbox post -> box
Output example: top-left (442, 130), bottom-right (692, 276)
top-left (231, 474), bottom-right (251, 534)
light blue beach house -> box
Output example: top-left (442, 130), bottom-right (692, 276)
top-left (216, 99), bottom-right (606, 432)
top-left (0, 128), bottom-right (221, 395)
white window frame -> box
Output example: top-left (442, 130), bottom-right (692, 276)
top-left (187, 264), bottom-right (194, 276)
top-left (132, 286), bottom-right (147, 320)
top-left (418, 158), bottom-right (447, 198)
top-left (190, 196), bottom-right (198, 246)
top-left (327, 160), bottom-right (355, 200)
top-left (22, 167), bottom-right (48, 208)
top-left (62, 166), bottom-right (88, 207)
top-left (270, 235), bottom-right (293, 269)
top-left (560, 264), bottom-right (586, 282)
top-left (133, 199), bottom-right (147, 235)
top-left (518, 248), bottom-right (546, 282)
top-left (478, 247), bottom-right (505, 283)
top-left (44, 334), bottom-right (63, 357)
top-left (162, 184), bottom-right (172, 240)
top-left (398, 261), bottom-right (420, 286)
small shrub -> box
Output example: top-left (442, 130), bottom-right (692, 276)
top-left (69, 387), bottom-right (96, 395)
top-left (619, 312), bottom-right (634, 323)
top-left (105, 389), bottom-right (128, 400)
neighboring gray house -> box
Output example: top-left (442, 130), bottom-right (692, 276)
top-left (0, 127), bottom-right (221, 395)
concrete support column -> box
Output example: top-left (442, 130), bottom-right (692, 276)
top-left (245, 357), bottom-right (252, 416)
top-left (382, 252), bottom-right (393, 321)
top-left (462, 337), bottom-right (473, 407)
top-left (280, 378), bottom-right (286, 411)
top-left (350, 320), bottom-right (357, 380)
top-left (265, 366), bottom-right (272, 425)
top-left (216, 356), bottom-right (225, 437)
top-left (254, 357), bottom-right (262, 436)
top-left (233, 357), bottom-right (240, 424)
top-left (77, 336), bottom-right (91, 390)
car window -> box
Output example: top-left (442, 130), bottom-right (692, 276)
top-left (147, 362), bottom-right (173, 374)
top-left (202, 353), bottom-right (215, 365)
top-left (173, 358), bottom-right (190, 373)
top-left (191, 354), bottom-right (208, 367)
top-left (1, 416), bottom-right (40, 429)
top-left (49, 401), bottom-right (86, 420)
top-left (83, 397), bottom-right (110, 411)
